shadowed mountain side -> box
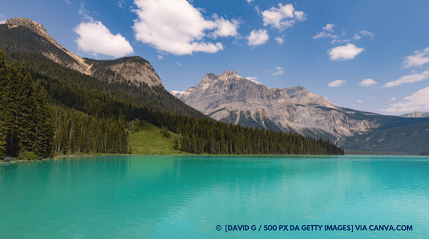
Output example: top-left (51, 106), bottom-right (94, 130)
top-left (339, 120), bottom-right (429, 154)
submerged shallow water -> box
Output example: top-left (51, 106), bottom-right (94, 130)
top-left (1, 155), bottom-right (428, 238)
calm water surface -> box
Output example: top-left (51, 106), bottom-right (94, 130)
top-left (1, 155), bottom-right (428, 238)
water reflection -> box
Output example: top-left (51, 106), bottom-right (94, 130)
top-left (0, 155), bottom-right (428, 239)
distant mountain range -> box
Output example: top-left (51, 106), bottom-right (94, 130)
top-left (401, 111), bottom-right (429, 118)
top-left (172, 71), bottom-right (429, 154)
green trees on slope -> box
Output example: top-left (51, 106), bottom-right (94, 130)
top-left (0, 50), bottom-right (130, 158)
top-left (0, 51), bottom-right (54, 158)
top-left (52, 108), bottom-right (129, 155)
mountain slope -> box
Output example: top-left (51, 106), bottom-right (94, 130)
top-left (176, 71), bottom-right (429, 154)
top-left (0, 17), bottom-right (208, 119)
top-left (178, 71), bottom-right (380, 140)
top-left (401, 111), bottom-right (429, 118)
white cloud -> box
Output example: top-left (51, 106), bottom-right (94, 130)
top-left (353, 34), bottom-right (361, 40)
top-left (158, 55), bottom-right (163, 60)
top-left (359, 78), bottom-right (377, 87)
top-left (275, 37), bottom-right (284, 45)
top-left (132, 0), bottom-right (240, 55)
top-left (323, 23), bottom-right (335, 32)
top-left (246, 76), bottom-right (261, 84)
top-left (384, 86), bottom-right (429, 113)
top-left (255, 6), bottom-right (261, 15)
top-left (313, 28), bottom-right (345, 40)
top-left (272, 66), bottom-right (284, 75)
top-left (170, 90), bottom-right (185, 95)
top-left (403, 47), bottom-right (429, 68)
top-left (357, 100), bottom-right (363, 103)
top-left (328, 80), bottom-right (346, 87)
top-left (389, 97), bottom-right (397, 102)
top-left (118, 0), bottom-right (126, 8)
top-left (381, 70), bottom-right (429, 88)
top-left (74, 20), bottom-right (134, 58)
top-left (246, 0), bottom-right (254, 4)
top-left (177, 62), bottom-right (181, 66)
top-left (328, 43), bottom-right (364, 61)
top-left (261, 3), bottom-right (306, 32)
top-left (78, 2), bottom-right (91, 19)
top-left (331, 39), bottom-right (350, 44)
top-left (359, 30), bottom-right (375, 39)
top-left (313, 31), bottom-right (336, 39)
top-left (211, 14), bottom-right (241, 39)
top-left (0, 15), bottom-right (5, 24)
top-left (247, 29), bottom-right (269, 47)
top-left (65, 0), bottom-right (71, 4)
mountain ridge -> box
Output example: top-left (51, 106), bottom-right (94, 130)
top-left (174, 71), bottom-right (429, 154)
top-left (1, 17), bottom-right (163, 88)
top-left (177, 71), bottom-right (379, 140)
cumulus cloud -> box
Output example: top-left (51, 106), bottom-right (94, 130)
top-left (74, 20), bottom-right (134, 58)
top-left (158, 55), bottom-right (163, 60)
top-left (328, 43), bottom-right (364, 61)
top-left (384, 86), bottom-right (429, 113)
top-left (246, 76), bottom-right (261, 84)
top-left (211, 14), bottom-right (241, 39)
top-left (359, 30), bottom-right (375, 39)
top-left (132, 0), bottom-right (240, 55)
top-left (389, 97), bottom-right (397, 102)
top-left (357, 100), bottom-right (363, 103)
top-left (328, 80), bottom-right (346, 87)
top-left (275, 37), bottom-right (284, 45)
top-left (403, 47), bottom-right (429, 68)
top-left (380, 70), bottom-right (429, 88)
top-left (261, 3), bottom-right (306, 32)
top-left (359, 78), bottom-right (377, 87)
top-left (323, 23), bottom-right (335, 32)
top-left (353, 34), bottom-right (361, 40)
top-left (272, 66), bottom-right (284, 75)
top-left (247, 29), bottom-right (269, 47)
top-left (246, 0), bottom-right (254, 3)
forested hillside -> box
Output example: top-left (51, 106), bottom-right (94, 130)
top-left (0, 51), bottom-right (129, 158)
top-left (0, 19), bottom-right (344, 157)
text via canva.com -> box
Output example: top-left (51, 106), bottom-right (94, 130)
top-left (215, 224), bottom-right (413, 233)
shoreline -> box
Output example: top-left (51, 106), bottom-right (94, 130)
top-left (2, 153), bottom-right (427, 165)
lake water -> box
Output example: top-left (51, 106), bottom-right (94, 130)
top-left (1, 155), bottom-right (428, 238)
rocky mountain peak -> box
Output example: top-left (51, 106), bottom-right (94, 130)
top-left (4, 17), bottom-right (93, 76)
top-left (222, 71), bottom-right (238, 77)
top-left (5, 17), bottom-right (47, 34)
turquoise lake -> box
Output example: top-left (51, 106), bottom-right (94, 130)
top-left (1, 155), bottom-right (428, 238)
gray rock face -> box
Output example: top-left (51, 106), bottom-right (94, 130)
top-left (85, 57), bottom-right (164, 87)
top-left (178, 71), bottom-right (381, 141)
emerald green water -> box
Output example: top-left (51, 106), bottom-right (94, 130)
top-left (1, 155), bottom-right (428, 238)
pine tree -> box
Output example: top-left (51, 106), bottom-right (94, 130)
top-left (0, 51), bottom-right (9, 157)
top-left (173, 136), bottom-right (180, 150)
top-left (16, 72), bottom-right (36, 153)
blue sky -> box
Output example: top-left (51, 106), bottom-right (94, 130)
top-left (2, 0), bottom-right (429, 115)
